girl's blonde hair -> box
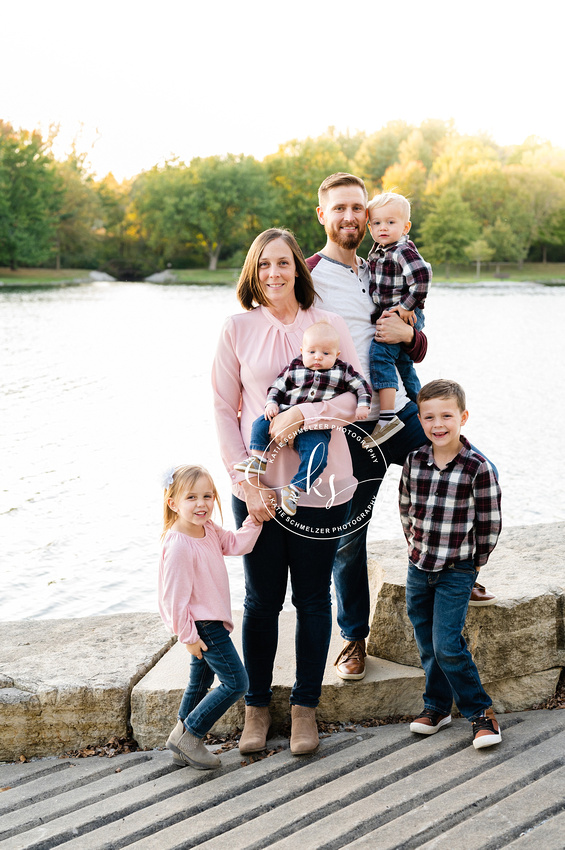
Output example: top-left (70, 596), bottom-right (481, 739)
top-left (162, 465), bottom-right (222, 538)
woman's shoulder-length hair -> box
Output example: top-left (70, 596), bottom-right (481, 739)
top-left (236, 228), bottom-right (316, 311)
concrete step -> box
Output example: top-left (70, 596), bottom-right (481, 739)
top-left (0, 709), bottom-right (563, 850)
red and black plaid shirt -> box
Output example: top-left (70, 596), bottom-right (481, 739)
top-left (266, 356), bottom-right (372, 410)
top-left (399, 436), bottom-right (502, 571)
top-left (368, 236), bottom-right (431, 315)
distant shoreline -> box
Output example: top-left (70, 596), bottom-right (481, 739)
top-left (1, 263), bottom-right (565, 287)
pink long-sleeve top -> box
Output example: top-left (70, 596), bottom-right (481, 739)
top-left (212, 305), bottom-right (366, 509)
top-left (158, 516), bottom-right (262, 645)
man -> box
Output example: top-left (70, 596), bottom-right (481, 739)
top-left (306, 173), bottom-right (496, 681)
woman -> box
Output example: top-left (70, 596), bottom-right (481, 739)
top-left (212, 228), bottom-right (364, 754)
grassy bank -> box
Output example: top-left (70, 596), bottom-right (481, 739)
top-left (432, 262), bottom-right (565, 284)
top-left (170, 268), bottom-right (240, 284)
top-left (2, 263), bottom-right (565, 287)
top-left (0, 268), bottom-right (94, 286)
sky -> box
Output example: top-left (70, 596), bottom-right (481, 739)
top-left (2, 0), bottom-right (563, 182)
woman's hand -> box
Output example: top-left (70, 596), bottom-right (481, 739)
top-left (241, 478), bottom-right (277, 523)
top-left (269, 407), bottom-right (304, 448)
top-left (185, 639), bottom-right (208, 659)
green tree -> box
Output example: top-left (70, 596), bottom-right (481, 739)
top-left (483, 217), bottom-right (526, 267)
top-left (353, 120), bottom-right (413, 192)
top-left (0, 122), bottom-right (60, 269)
top-left (265, 133), bottom-right (353, 255)
top-left (133, 154), bottom-right (274, 270)
top-left (53, 150), bottom-right (103, 268)
top-left (505, 165), bottom-right (565, 266)
top-left (465, 238), bottom-right (494, 277)
top-left (419, 189), bottom-right (480, 276)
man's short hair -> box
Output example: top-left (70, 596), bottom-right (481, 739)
top-left (417, 379), bottom-right (467, 413)
top-left (318, 172), bottom-right (368, 207)
top-left (368, 192), bottom-right (411, 221)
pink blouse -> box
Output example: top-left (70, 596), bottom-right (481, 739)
top-left (212, 305), bottom-right (367, 509)
top-left (158, 517), bottom-right (262, 644)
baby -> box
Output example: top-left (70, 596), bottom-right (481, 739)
top-left (235, 320), bottom-right (371, 516)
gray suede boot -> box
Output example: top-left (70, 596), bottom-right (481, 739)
top-left (166, 719), bottom-right (220, 770)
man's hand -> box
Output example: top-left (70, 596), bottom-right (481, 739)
top-left (375, 310), bottom-right (415, 345)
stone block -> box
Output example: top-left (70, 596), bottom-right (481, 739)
top-left (131, 611), bottom-right (426, 748)
top-left (0, 614), bottom-right (174, 761)
top-left (367, 522), bottom-right (565, 682)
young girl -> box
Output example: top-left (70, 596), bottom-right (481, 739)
top-left (158, 464), bottom-right (262, 769)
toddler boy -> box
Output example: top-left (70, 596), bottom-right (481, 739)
top-left (362, 192), bottom-right (431, 448)
top-left (235, 321), bottom-right (371, 517)
top-left (399, 379), bottom-right (502, 749)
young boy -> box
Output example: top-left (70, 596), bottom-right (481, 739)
top-left (235, 321), bottom-right (371, 517)
top-left (362, 193), bottom-right (432, 449)
top-left (399, 379), bottom-right (502, 749)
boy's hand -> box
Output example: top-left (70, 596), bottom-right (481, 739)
top-left (392, 306), bottom-right (416, 326)
top-left (265, 403), bottom-right (279, 420)
top-left (355, 406), bottom-right (369, 420)
top-left (185, 639), bottom-right (208, 659)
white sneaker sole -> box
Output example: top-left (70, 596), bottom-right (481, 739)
top-left (335, 667), bottom-right (366, 681)
top-left (473, 730), bottom-right (502, 749)
top-left (410, 714), bottom-right (452, 735)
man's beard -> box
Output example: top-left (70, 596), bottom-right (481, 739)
top-left (327, 221), bottom-right (365, 250)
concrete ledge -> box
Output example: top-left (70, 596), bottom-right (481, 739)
top-left (130, 611), bottom-right (561, 750)
top-left (2, 522), bottom-right (563, 760)
top-left (0, 613), bottom-right (174, 760)
top-left (368, 522), bottom-right (565, 681)
top-left (131, 611), bottom-right (426, 748)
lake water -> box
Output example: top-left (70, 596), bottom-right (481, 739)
top-left (1, 281), bottom-right (564, 622)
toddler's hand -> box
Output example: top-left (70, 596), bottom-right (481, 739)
top-left (185, 639), bottom-right (208, 659)
top-left (355, 407), bottom-right (369, 421)
top-left (392, 306), bottom-right (416, 326)
top-left (265, 403), bottom-right (279, 420)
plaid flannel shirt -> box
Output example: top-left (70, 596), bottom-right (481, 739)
top-left (399, 436), bottom-right (502, 571)
top-left (266, 356), bottom-right (372, 411)
top-left (368, 236), bottom-right (431, 316)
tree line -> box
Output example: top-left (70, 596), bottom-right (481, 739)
top-left (2, 118), bottom-right (565, 278)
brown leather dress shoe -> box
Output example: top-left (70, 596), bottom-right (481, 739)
top-left (469, 582), bottom-right (497, 607)
top-left (334, 639), bottom-right (366, 680)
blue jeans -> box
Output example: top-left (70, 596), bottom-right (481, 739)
top-left (406, 561), bottom-right (492, 721)
top-left (332, 401), bottom-right (498, 642)
top-left (233, 495), bottom-right (348, 707)
top-left (369, 308), bottom-right (425, 403)
top-left (178, 620), bottom-right (248, 739)
top-left (333, 400), bottom-right (426, 641)
top-left (249, 414), bottom-right (331, 491)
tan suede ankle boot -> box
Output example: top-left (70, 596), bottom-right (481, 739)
top-left (290, 705), bottom-right (319, 754)
top-left (238, 705), bottom-right (271, 754)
